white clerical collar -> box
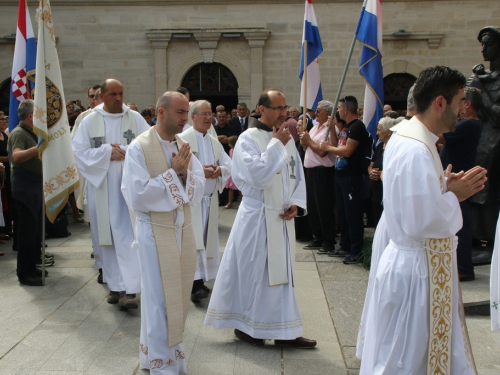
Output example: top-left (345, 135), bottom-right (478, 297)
top-left (154, 128), bottom-right (177, 145)
top-left (94, 103), bottom-right (129, 117)
top-left (194, 128), bottom-right (209, 138)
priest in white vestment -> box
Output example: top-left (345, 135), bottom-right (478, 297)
top-left (205, 89), bottom-right (316, 348)
top-left (72, 79), bottom-right (150, 309)
top-left (491, 216), bottom-right (500, 331)
top-left (359, 67), bottom-right (486, 374)
top-left (179, 100), bottom-right (231, 302)
top-left (122, 91), bottom-right (205, 374)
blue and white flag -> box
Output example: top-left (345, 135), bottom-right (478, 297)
top-left (9, 0), bottom-right (36, 131)
top-left (356, 0), bottom-right (384, 139)
top-left (299, 0), bottom-right (323, 111)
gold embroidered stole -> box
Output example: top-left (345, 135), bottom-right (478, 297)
top-left (397, 118), bottom-right (477, 375)
top-left (247, 128), bottom-right (297, 287)
top-left (137, 127), bottom-right (197, 348)
top-left (178, 128), bottom-right (222, 259)
top-left (87, 109), bottom-right (137, 246)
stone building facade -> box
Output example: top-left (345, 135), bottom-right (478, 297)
top-left (0, 0), bottom-right (499, 113)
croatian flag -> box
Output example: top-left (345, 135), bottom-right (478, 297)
top-left (9, 0), bottom-right (36, 131)
top-left (356, 0), bottom-right (384, 139)
top-left (299, 0), bottom-right (323, 111)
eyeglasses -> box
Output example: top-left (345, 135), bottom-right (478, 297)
top-left (195, 112), bottom-right (213, 117)
top-left (264, 105), bottom-right (290, 112)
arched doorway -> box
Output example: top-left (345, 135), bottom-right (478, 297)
top-left (383, 73), bottom-right (417, 111)
top-left (0, 79), bottom-right (11, 115)
top-left (181, 63), bottom-right (239, 113)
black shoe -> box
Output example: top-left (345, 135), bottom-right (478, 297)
top-left (201, 284), bottom-right (211, 293)
top-left (35, 268), bottom-right (49, 277)
top-left (343, 254), bottom-right (361, 265)
top-left (191, 289), bottom-right (209, 302)
top-left (44, 252), bottom-right (54, 259)
top-left (316, 248), bottom-right (329, 254)
top-left (91, 252), bottom-right (94, 259)
top-left (296, 236), bottom-right (314, 242)
top-left (97, 268), bottom-right (105, 284)
top-left (328, 249), bottom-right (349, 257)
top-left (234, 329), bottom-right (265, 346)
top-left (19, 275), bottom-right (43, 286)
top-left (302, 242), bottom-right (322, 250)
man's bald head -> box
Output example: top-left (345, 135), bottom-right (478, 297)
top-left (156, 91), bottom-right (187, 111)
top-left (100, 78), bottom-right (122, 94)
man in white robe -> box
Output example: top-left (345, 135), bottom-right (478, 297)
top-left (72, 79), bottom-right (150, 309)
top-left (205, 89), bottom-right (316, 348)
top-left (179, 100), bottom-right (231, 302)
top-left (491, 216), bottom-right (500, 331)
top-left (359, 66), bottom-right (486, 374)
top-left (122, 91), bottom-right (205, 374)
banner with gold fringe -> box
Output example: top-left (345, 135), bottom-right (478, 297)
top-left (33, 0), bottom-right (79, 223)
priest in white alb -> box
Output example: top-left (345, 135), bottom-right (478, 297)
top-left (205, 89), bottom-right (316, 348)
top-left (179, 100), bottom-right (231, 302)
top-left (72, 79), bottom-right (150, 309)
top-left (122, 91), bottom-right (205, 374)
top-left (359, 66), bottom-right (486, 374)
top-left (491, 216), bottom-right (500, 331)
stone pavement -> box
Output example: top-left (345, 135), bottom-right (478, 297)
top-left (0, 207), bottom-right (499, 374)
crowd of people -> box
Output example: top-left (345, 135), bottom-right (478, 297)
top-left (2, 26), bottom-right (500, 373)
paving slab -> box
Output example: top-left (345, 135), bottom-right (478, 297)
top-left (0, 208), bottom-right (498, 374)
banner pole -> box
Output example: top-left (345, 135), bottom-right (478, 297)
top-left (302, 41), bottom-right (308, 132)
top-left (323, 0), bottom-right (368, 141)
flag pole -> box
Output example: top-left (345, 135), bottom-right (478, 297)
top-left (302, 41), bottom-right (308, 132)
top-left (38, 0), bottom-right (45, 286)
top-left (41, 192), bottom-right (46, 285)
top-left (324, 0), bottom-right (369, 141)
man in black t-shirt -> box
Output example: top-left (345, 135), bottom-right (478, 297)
top-left (440, 87), bottom-right (483, 281)
top-left (320, 95), bottom-right (366, 264)
top-left (215, 110), bottom-right (241, 155)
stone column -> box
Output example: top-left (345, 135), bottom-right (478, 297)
top-left (244, 31), bottom-right (270, 107)
top-left (193, 32), bottom-right (221, 63)
top-left (145, 31), bottom-right (172, 100)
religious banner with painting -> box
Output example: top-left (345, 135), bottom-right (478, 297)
top-left (33, 0), bottom-right (79, 222)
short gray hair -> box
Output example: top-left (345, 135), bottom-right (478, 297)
top-left (378, 116), bottom-right (401, 131)
top-left (407, 84), bottom-right (415, 111)
top-left (318, 100), bottom-right (334, 114)
top-left (18, 99), bottom-right (34, 120)
top-left (190, 100), bottom-right (212, 114)
top-left (464, 87), bottom-right (483, 112)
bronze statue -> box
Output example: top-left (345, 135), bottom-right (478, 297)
top-left (468, 26), bottom-right (500, 242)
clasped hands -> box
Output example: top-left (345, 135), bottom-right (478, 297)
top-left (445, 164), bottom-right (487, 202)
top-left (272, 125), bottom-right (291, 146)
top-left (279, 205), bottom-right (298, 221)
top-left (369, 168), bottom-right (381, 181)
top-left (171, 143), bottom-right (191, 177)
top-left (203, 164), bottom-right (221, 179)
top-left (110, 144), bottom-right (126, 161)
